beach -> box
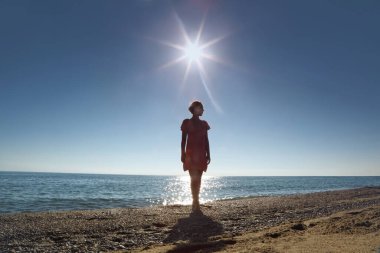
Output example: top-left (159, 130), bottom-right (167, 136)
top-left (1, 186), bottom-right (379, 253)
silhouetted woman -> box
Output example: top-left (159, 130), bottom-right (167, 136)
top-left (181, 101), bottom-right (211, 212)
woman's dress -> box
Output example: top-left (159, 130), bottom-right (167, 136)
top-left (181, 118), bottom-right (211, 172)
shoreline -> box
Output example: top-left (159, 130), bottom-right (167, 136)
top-left (1, 185), bottom-right (378, 216)
top-left (1, 186), bottom-right (380, 252)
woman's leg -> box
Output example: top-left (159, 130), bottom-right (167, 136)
top-left (189, 169), bottom-right (203, 208)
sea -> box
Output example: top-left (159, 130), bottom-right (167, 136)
top-left (0, 171), bottom-right (379, 214)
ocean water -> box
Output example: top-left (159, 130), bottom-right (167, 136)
top-left (0, 171), bottom-right (379, 213)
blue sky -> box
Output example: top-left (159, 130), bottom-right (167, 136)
top-left (0, 0), bottom-right (379, 176)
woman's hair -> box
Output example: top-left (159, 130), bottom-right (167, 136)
top-left (188, 100), bottom-right (204, 114)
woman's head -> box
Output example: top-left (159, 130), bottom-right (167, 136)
top-left (188, 100), bottom-right (204, 116)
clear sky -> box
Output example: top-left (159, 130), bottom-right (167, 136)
top-left (1, 0), bottom-right (379, 176)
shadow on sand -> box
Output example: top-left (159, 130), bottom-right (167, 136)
top-left (163, 210), bottom-right (235, 253)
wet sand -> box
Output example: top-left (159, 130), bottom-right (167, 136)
top-left (1, 186), bottom-right (379, 252)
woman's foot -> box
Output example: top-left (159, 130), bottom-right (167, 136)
top-left (192, 200), bottom-right (200, 211)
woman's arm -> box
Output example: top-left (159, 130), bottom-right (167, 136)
top-left (205, 132), bottom-right (211, 164)
top-left (181, 131), bottom-right (187, 163)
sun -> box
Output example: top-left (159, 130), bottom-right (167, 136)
top-left (155, 12), bottom-right (227, 76)
top-left (184, 42), bottom-right (203, 62)
top-left (153, 11), bottom-right (229, 113)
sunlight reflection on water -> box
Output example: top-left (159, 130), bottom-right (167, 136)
top-left (160, 175), bottom-right (223, 206)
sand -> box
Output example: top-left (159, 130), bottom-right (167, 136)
top-left (136, 202), bottom-right (380, 253)
top-left (1, 186), bottom-right (379, 252)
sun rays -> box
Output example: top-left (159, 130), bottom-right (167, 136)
top-left (154, 12), bottom-right (228, 114)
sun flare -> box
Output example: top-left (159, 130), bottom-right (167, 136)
top-left (184, 42), bottom-right (203, 62)
top-left (154, 12), bottom-right (229, 113)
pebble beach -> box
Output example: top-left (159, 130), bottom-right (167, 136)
top-left (1, 186), bottom-right (380, 252)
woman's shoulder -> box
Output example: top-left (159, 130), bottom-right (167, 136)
top-left (180, 118), bottom-right (190, 131)
top-left (181, 118), bottom-right (190, 125)
top-left (202, 119), bottom-right (211, 130)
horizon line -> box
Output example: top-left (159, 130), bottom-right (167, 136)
top-left (0, 170), bottom-right (378, 177)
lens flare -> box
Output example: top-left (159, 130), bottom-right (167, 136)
top-left (185, 43), bottom-right (203, 62)
top-left (153, 11), bottom-right (230, 114)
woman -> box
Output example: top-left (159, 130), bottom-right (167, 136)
top-left (180, 100), bottom-right (211, 212)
